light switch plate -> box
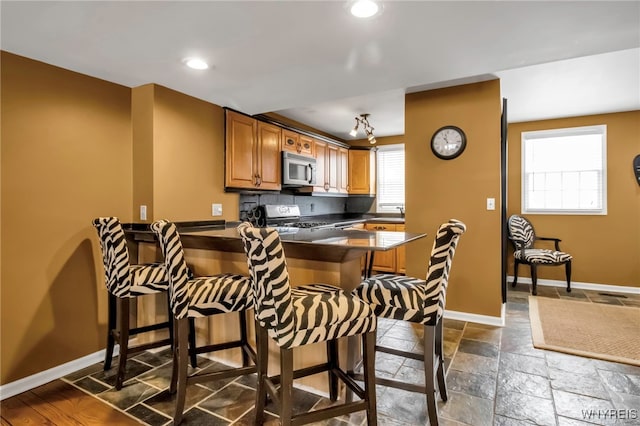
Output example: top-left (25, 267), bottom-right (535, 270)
top-left (140, 205), bottom-right (147, 220)
top-left (212, 203), bottom-right (223, 216)
top-left (486, 198), bottom-right (495, 210)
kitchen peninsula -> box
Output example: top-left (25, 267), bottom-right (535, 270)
top-left (125, 221), bottom-right (426, 394)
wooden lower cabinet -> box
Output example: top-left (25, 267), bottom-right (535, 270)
top-left (365, 223), bottom-right (397, 273)
top-left (396, 224), bottom-right (406, 274)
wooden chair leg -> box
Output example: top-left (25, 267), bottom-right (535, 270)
top-left (565, 261), bottom-right (572, 293)
top-left (188, 318), bottom-right (197, 368)
top-left (531, 264), bottom-right (538, 296)
top-left (435, 318), bottom-right (448, 402)
top-left (424, 325), bottom-right (439, 426)
top-left (254, 325), bottom-right (269, 426)
top-left (239, 311), bottom-right (250, 367)
top-left (115, 297), bottom-right (130, 390)
top-left (362, 331), bottom-right (377, 426)
top-left (173, 318), bottom-right (190, 426)
top-left (280, 347), bottom-right (294, 426)
top-left (512, 260), bottom-right (520, 287)
top-left (169, 315), bottom-right (179, 394)
top-left (167, 294), bottom-right (174, 353)
top-left (326, 339), bottom-right (339, 401)
top-left (104, 293), bottom-right (117, 370)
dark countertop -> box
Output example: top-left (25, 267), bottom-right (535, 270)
top-left (296, 213), bottom-right (405, 226)
top-left (124, 221), bottom-right (423, 263)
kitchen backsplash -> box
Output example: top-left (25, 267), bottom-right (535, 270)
top-left (239, 194), bottom-right (375, 220)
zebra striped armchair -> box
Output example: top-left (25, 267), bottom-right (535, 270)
top-left (353, 219), bottom-right (467, 426)
top-left (507, 214), bottom-right (572, 295)
top-left (238, 222), bottom-right (378, 425)
top-left (151, 219), bottom-right (256, 425)
top-left (93, 217), bottom-right (173, 390)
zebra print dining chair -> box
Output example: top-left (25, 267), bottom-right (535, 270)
top-left (352, 219), bottom-right (466, 426)
top-left (93, 217), bottom-right (176, 390)
top-left (237, 222), bottom-right (378, 426)
top-left (507, 214), bottom-right (572, 295)
top-left (151, 219), bottom-right (256, 425)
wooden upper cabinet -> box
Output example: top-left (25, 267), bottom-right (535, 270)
top-left (299, 134), bottom-right (314, 156)
top-left (281, 129), bottom-right (299, 153)
top-left (282, 129), bottom-right (314, 156)
top-left (311, 139), bottom-right (348, 194)
top-left (313, 139), bottom-right (328, 192)
top-left (326, 143), bottom-right (339, 193)
top-left (256, 121), bottom-right (282, 190)
top-left (348, 149), bottom-right (376, 195)
top-left (338, 147), bottom-right (349, 194)
top-left (225, 110), bottom-right (257, 189)
top-left (225, 110), bottom-right (281, 190)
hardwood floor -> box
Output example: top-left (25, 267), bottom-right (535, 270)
top-left (1, 380), bottom-right (139, 425)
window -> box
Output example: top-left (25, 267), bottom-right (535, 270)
top-left (522, 125), bottom-right (607, 215)
top-left (376, 144), bottom-right (405, 213)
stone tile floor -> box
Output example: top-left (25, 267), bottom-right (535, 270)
top-left (63, 284), bottom-right (640, 425)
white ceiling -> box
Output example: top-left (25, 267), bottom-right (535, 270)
top-left (2, 1), bottom-right (638, 140)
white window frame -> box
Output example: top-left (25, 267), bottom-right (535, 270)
top-left (521, 124), bottom-right (607, 215)
top-left (375, 143), bottom-right (405, 214)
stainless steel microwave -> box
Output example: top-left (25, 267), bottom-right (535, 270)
top-left (282, 152), bottom-right (316, 187)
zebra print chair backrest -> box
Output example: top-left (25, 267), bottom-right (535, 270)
top-left (423, 219), bottom-right (467, 324)
top-left (150, 220), bottom-right (192, 319)
top-left (93, 217), bottom-right (133, 298)
top-left (507, 215), bottom-right (535, 249)
top-left (237, 222), bottom-right (295, 343)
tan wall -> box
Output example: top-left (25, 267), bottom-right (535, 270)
top-left (132, 84), bottom-right (155, 222)
top-left (405, 80), bottom-right (503, 317)
top-left (150, 85), bottom-right (239, 221)
top-left (508, 111), bottom-right (640, 287)
top-left (1, 52), bottom-right (133, 384)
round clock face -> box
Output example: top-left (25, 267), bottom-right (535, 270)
top-left (431, 125), bottom-right (467, 160)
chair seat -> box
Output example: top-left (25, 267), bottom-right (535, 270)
top-left (354, 274), bottom-right (441, 325)
top-left (185, 273), bottom-right (253, 317)
top-left (275, 284), bottom-right (376, 348)
top-left (129, 263), bottom-right (169, 296)
top-left (514, 249), bottom-right (572, 264)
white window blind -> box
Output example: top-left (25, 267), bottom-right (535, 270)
top-left (522, 125), bottom-right (607, 215)
top-left (376, 144), bottom-right (405, 213)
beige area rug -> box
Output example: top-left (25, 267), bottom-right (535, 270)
top-left (529, 296), bottom-right (640, 366)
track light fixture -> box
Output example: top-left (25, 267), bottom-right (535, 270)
top-left (349, 113), bottom-right (377, 144)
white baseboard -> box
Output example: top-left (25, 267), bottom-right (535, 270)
top-left (0, 347), bottom-right (118, 401)
top-left (507, 276), bottom-right (640, 294)
top-left (444, 304), bottom-right (506, 327)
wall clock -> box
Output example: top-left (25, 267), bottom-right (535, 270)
top-left (430, 125), bottom-right (467, 160)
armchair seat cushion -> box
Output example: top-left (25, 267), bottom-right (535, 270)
top-left (185, 273), bottom-right (253, 318)
top-left (354, 274), bottom-right (440, 325)
top-left (514, 249), bottom-right (572, 264)
top-left (129, 263), bottom-right (169, 296)
top-left (280, 284), bottom-right (376, 348)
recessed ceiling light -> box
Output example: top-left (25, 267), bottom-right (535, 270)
top-left (184, 58), bottom-right (209, 70)
top-left (350, 0), bottom-right (380, 18)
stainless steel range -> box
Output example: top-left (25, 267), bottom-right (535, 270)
top-left (264, 205), bottom-right (334, 229)
top-left (246, 204), bottom-right (333, 229)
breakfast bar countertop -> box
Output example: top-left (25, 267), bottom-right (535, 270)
top-left (124, 221), bottom-right (424, 263)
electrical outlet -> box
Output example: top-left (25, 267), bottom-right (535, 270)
top-left (140, 205), bottom-right (147, 220)
top-left (212, 203), bottom-right (223, 216)
top-left (486, 198), bottom-right (495, 210)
